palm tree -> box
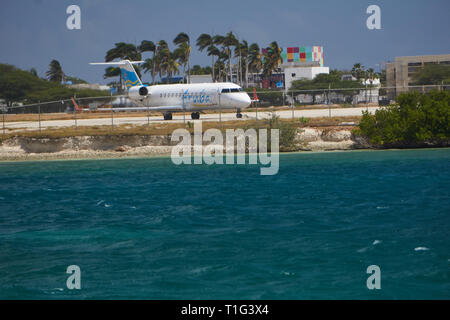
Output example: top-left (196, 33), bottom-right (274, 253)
top-left (235, 40), bottom-right (249, 87)
top-left (173, 42), bottom-right (189, 83)
top-left (248, 43), bottom-right (262, 86)
top-left (197, 33), bottom-right (213, 52)
top-left (105, 42), bottom-right (141, 62)
top-left (138, 40), bottom-right (156, 84)
top-left (154, 40), bottom-right (170, 82)
top-left (262, 41), bottom-right (282, 80)
top-left (214, 32), bottom-right (238, 82)
top-left (46, 59), bottom-right (64, 82)
top-left (197, 33), bottom-right (219, 82)
top-left (351, 63), bottom-right (365, 81)
top-left (207, 45), bottom-right (220, 82)
top-left (142, 58), bottom-right (155, 84)
top-left (173, 33), bottom-right (191, 83)
top-left (165, 54), bottom-right (180, 83)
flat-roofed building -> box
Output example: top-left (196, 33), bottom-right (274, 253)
top-left (385, 54), bottom-right (450, 100)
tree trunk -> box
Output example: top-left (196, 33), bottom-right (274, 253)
top-left (245, 59), bottom-right (249, 88)
top-left (228, 49), bottom-right (232, 83)
top-left (188, 57), bottom-right (191, 84)
top-left (212, 55), bottom-right (215, 82)
top-left (152, 59), bottom-right (156, 85)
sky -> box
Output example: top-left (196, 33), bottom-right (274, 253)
top-left (0, 0), bottom-right (449, 84)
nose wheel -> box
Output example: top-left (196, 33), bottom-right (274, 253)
top-left (236, 109), bottom-right (243, 119)
top-left (191, 112), bottom-right (200, 120)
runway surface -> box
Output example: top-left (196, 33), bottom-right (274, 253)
top-left (4, 106), bottom-right (379, 130)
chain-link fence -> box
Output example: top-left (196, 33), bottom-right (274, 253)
top-left (1, 85), bottom-right (448, 136)
top-left (251, 84), bottom-right (449, 107)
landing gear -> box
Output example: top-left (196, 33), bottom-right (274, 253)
top-left (191, 112), bottom-right (200, 120)
top-left (236, 109), bottom-right (243, 119)
top-left (163, 112), bottom-right (172, 120)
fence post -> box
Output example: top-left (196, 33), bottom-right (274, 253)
top-left (218, 92), bottom-right (222, 128)
top-left (2, 109), bottom-right (5, 138)
top-left (291, 91), bottom-right (294, 121)
top-left (74, 100), bottom-right (77, 130)
top-left (328, 85), bottom-right (331, 118)
top-left (38, 101), bottom-right (41, 132)
top-left (110, 94), bottom-right (114, 131)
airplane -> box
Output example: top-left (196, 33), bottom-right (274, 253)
top-left (88, 60), bottom-right (252, 120)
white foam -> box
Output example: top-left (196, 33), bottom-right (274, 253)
top-left (373, 240), bottom-right (382, 245)
top-left (414, 247), bottom-right (430, 251)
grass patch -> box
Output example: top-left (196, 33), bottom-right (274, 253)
top-left (0, 116), bottom-right (361, 142)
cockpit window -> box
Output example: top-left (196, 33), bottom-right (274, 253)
top-left (221, 88), bottom-right (243, 93)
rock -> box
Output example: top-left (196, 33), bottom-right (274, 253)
top-left (115, 146), bottom-right (127, 152)
top-left (298, 128), bottom-right (321, 142)
top-left (322, 130), bottom-right (352, 142)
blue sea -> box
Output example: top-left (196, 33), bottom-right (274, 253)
top-left (0, 149), bottom-right (449, 299)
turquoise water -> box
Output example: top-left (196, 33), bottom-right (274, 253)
top-left (0, 149), bottom-right (449, 299)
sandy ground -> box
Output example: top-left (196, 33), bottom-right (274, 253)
top-left (3, 106), bottom-right (378, 131)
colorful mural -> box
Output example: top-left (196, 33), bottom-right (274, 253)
top-left (263, 46), bottom-right (324, 66)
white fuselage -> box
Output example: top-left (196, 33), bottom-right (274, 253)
top-left (129, 82), bottom-right (251, 112)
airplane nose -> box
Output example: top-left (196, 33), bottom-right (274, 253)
top-left (239, 93), bottom-right (251, 109)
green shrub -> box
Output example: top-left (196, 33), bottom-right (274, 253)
top-left (268, 115), bottom-right (298, 151)
top-left (359, 91), bottom-right (450, 147)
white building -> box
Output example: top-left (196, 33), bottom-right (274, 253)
top-left (190, 75), bottom-right (213, 84)
top-left (283, 65), bottom-right (330, 89)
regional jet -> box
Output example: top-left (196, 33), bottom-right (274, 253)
top-left (89, 60), bottom-right (251, 120)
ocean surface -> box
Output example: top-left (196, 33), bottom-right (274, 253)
top-left (0, 149), bottom-right (449, 299)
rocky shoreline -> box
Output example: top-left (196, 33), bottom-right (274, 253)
top-left (0, 127), bottom-right (369, 161)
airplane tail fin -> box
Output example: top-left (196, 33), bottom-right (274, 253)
top-left (90, 60), bottom-right (144, 89)
top-left (71, 97), bottom-right (83, 112)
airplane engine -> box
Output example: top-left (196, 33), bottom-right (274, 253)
top-left (128, 86), bottom-right (149, 100)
